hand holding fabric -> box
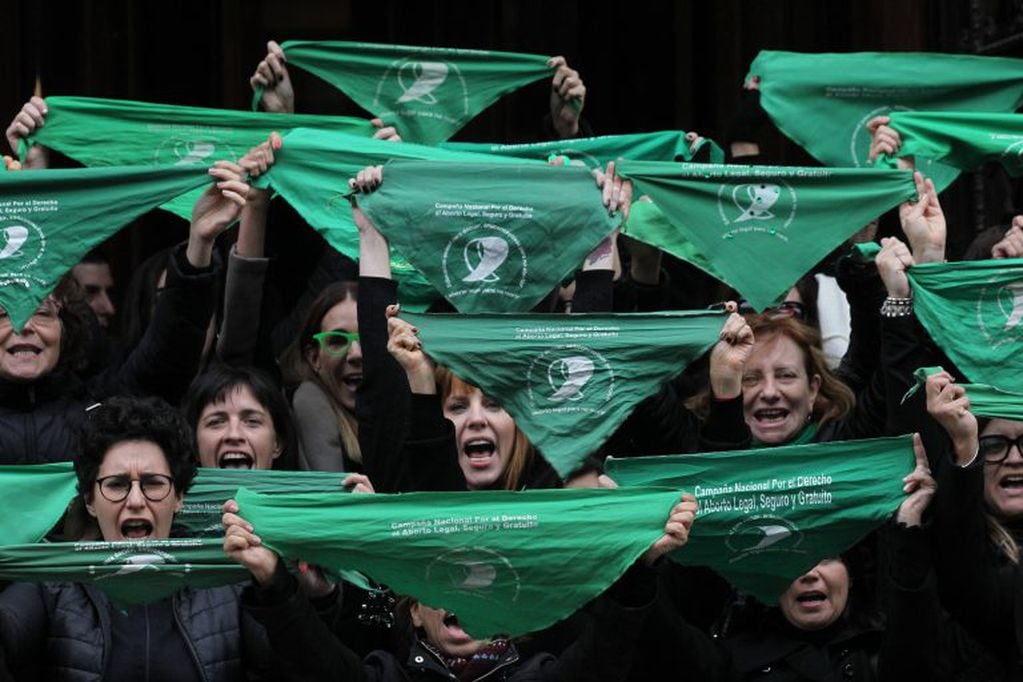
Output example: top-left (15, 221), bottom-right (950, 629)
top-left (342, 473), bottom-right (375, 494)
top-left (709, 305), bottom-right (755, 400)
top-left (386, 304), bottom-right (435, 394)
top-left (867, 115), bottom-right (911, 168)
top-left (593, 160), bottom-right (633, 220)
top-left (896, 433), bottom-right (936, 526)
top-left (876, 236), bottom-right (915, 299)
top-left (924, 371), bottom-right (979, 466)
top-left (250, 40), bottom-right (294, 114)
top-left (5, 96), bottom-right (49, 168)
top-left (371, 118), bottom-right (402, 142)
top-left (187, 161), bottom-right (249, 267)
top-left (548, 56), bottom-right (585, 139)
top-left (223, 499), bottom-right (279, 587)
top-left (641, 493), bottom-right (698, 566)
top-left (899, 171), bottom-right (946, 263)
top-left (992, 220), bottom-right (1023, 258)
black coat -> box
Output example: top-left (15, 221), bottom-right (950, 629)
top-left (0, 581), bottom-right (278, 681)
top-left (0, 246), bottom-right (219, 464)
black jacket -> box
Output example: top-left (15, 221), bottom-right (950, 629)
top-left (0, 246), bottom-right (219, 464)
top-left (0, 581), bottom-right (278, 681)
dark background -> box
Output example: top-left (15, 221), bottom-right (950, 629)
top-left (3, 0), bottom-right (1022, 298)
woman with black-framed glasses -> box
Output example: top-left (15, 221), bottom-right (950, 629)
top-left (924, 370), bottom-right (1023, 674)
top-left (0, 396), bottom-right (284, 680)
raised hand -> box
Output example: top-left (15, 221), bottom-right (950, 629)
top-left (875, 236), bottom-right (915, 299)
top-left (992, 220), bottom-right (1023, 259)
top-left (386, 304), bottom-right (436, 394)
top-left (709, 304), bottom-right (755, 400)
top-left (642, 493), bottom-right (698, 565)
top-left (187, 161), bottom-right (250, 267)
top-left (250, 40), bottom-right (294, 114)
top-left (899, 171), bottom-right (946, 264)
top-left (896, 433), bottom-right (936, 526)
top-left (222, 499), bottom-right (279, 586)
top-left (924, 370), bottom-right (978, 466)
top-left (5, 96), bottom-right (49, 169)
top-left (548, 56), bottom-right (586, 139)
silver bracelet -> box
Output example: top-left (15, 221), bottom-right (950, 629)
top-left (880, 296), bottom-right (913, 318)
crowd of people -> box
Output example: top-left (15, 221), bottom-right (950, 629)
top-left (0, 38), bottom-right (1020, 681)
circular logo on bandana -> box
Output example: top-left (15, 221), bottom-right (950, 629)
top-left (716, 180), bottom-right (797, 241)
top-left (441, 224), bottom-right (527, 300)
top-left (375, 56), bottom-right (469, 125)
top-left (526, 345), bottom-right (614, 415)
top-left (89, 545), bottom-right (190, 581)
top-left (0, 215), bottom-right (46, 288)
top-left (725, 515), bottom-right (805, 563)
top-left (153, 135), bottom-right (236, 166)
top-left (976, 279), bottom-right (1023, 349)
top-left (426, 547), bottom-right (521, 604)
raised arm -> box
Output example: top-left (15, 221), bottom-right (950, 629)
top-left (5, 96), bottom-right (49, 169)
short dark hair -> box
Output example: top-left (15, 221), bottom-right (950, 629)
top-left (76, 395), bottom-right (197, 501)
top-left (182, 364), bottom-right (298, 469)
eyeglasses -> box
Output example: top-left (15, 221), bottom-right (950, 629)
top-left (95, 474), bottom-right (175, 503)
top-left (312, 331), bottom-right (360, 357)
top-left (0, 299), bottom-right (61, 331)
top-left (978, 434), bottom-right (1023, 464)
top-left (738, 299), bottom-right (806, 321)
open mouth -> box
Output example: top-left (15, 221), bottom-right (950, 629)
top-left (342, 373), bottom-right (363, 391)
top-left (462, 439), bottom-right (496, 468)
top-left (753, 408), bottom-right (789, 425)
top-left (219, 452), bottom-right (255, 469)
top-left (120, 519), bottom-right (154, 539)
top-left (442, 612), bottom-right (472, 641)
top-left (795, 590), bottom-right (827, 605)
top-left (999, 474), bottom-right (1023, 491)
top-left (6, 344), bottom-right (41, 358)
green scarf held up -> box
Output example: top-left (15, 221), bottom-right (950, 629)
top-left (357, 160), bottom-right (619, 313)
top-left (402, 310), bottom-right (725, 478)
top-left (906, 366), bottom-right (1023, 420)
top-left (20, 95), bottom-right (374, 220)
top-left (257, 41), bottom-right (552, 145)
top-left (909, 259), bottom-right (1023, 393)
top-left (748, 50), bottom-right (1023, 191)
top-left (0, 538), bottom-right (248, 607)
top-left (879, 111), bottom-right (1023, 177)
top-left (235, 486), bottom-right (681, 637)
top-left (605, 435), bottom-right (913, 603)
top-left (0, 462), bottom-right (77, 545)
top-left (616, 161), bottom-right (916, 311)
top-left (261, 127), bottom-right (547, 311)
top-left (175, 468), bottom-right (352, 537)
top-left (0, 164), bottom-right (212, 331)
top-left (441, 130), bottom-right (725, 168)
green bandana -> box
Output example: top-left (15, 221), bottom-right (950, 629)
top-left (402, 310), bottom-right (724, 478)
top-left (258, 41), bottom-right (552, 145)
top-left (906, 366), bottom-right (1023, 419)
top-left (909, 259), bottom-right (1023, 393)
top-left (879, 111), bottom-right (1023, 176)
top-left (175, 468), bottom-right (350, 537)
top-left (357, 160), bottom-right (619, 313)
top-left (0, 463), bottom-right (77, 545)
top-left (261, 127), bottom-right (545, 311)
top-left (605, 435), bottom-right (913, 602)
top-left (20, 95), bottom-right (374, 221)
top-left (0, 538), bottom-right (247, 607)
top-left (441, 130), bottom-right (725, 168)
top-left (748, 50), bottom-right (1023, 190)
top-left (0, 164), bottom-right (212, 330)
top-left (617, 161), bottom-right (917, 311)
top-left (234, 486), bottom-right (680, 637)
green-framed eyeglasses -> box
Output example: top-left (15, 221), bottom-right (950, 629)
top-left (312, 331), bottom-right (361, 357)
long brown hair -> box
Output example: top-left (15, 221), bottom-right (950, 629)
top-left (435, 366), bottom-right (533, 490)
top-left (282, 281), bottom-right (361, 462)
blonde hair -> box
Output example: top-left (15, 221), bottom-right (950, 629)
top-left (435, 366), bottom-right (533, 490)
top-left (988, 513), bottom-right (1020, 565)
